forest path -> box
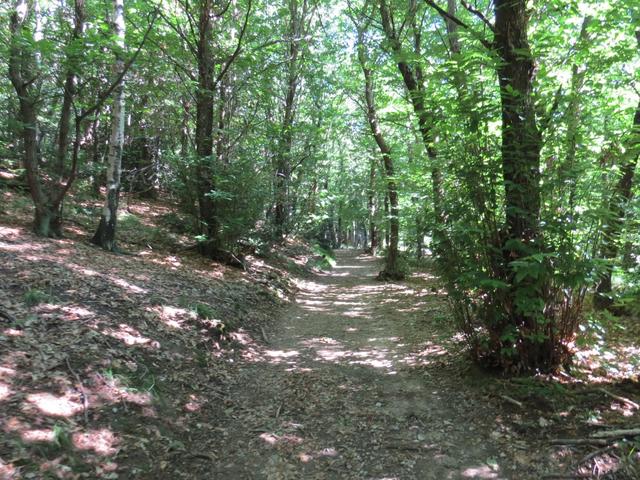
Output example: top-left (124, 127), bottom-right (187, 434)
top-left (208, 250), bottom-right (519, 480)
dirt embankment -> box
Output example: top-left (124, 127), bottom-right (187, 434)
top-left (0, 192), bottom-right (316, 479)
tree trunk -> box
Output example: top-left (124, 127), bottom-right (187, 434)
top-left (595, 91), bottom-right (640, 310)
top-left (92, 0), bottom-right (126, 251)
top-left (355, 22), bottom-right (403, 279)
top-left (493, 0), bottom-right (549, 370)
top-left (55, 0), bottom-right (85, 183)
top-left (557, 17), bottom-right (592, 219)
top-left (194, 0), bottom-right (221, 256)
top-left (367, 156), bottom-right (377, 254)
top-left (8, 0), bottom-right (63, 237)
top-left (379, 0), bottom-right (446, 260)
top-left (383, 192), bottom-right (390, 248)
top-left (274, 0), bottom-right (308, 239)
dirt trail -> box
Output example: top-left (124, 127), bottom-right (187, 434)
top-left (209, 250), bottom-right (520, 479)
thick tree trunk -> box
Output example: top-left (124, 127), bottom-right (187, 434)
top-left (194, 0), bottom-right (221, 256)
top-left (92, 0), bottom-right (126, 251)
top-left (495, 0), bottom-right (542, 249)
top-left (9, 0), bottom-right (63, 237)
top-left (493, 0), bottom-right (550, 370)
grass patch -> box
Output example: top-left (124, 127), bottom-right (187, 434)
top-left (101, 364), bottom-right (160, 399)
top-left (193, 302), bottom-right (237, 337)
top-left (23, 289), bottom-right (55, 307)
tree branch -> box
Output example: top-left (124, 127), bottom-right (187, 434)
top-left (460, 0), bottom-right (495, 32)
top-left (78, 9), bottom-right (159, 123)
top-left (423, 0), bottom-right (492, 49)
top-left (214, 0), bottom-right (253, 87)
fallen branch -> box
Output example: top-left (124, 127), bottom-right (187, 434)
top-left (590, 428), bottom-right (640, 439)
top-left (500, 394), bottom-right (524, 408)
top-left (550, 438), bottom-right (610, 446)
top-left (385, 444), bottom-right (423, 451)
top-left (260, 326), bottom-right (269, 343)
top-left (541, 475), bottom-right (595, 479)
top-left (599, 388), bottom-right (639, 410)
top-left (579, 444), bottom-right (616, 465)
top-left (187, 452), bottom-right (216, 461)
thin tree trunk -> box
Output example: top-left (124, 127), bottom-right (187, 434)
top-left (595, 90), bottom-right (640, 309)
top-left (379, 0), bottom-right (446, 259)
top-left (355, 22), bottom-right (402, 279)
top-left (367, 156), bottom-right (377, 254)
top-left (56, 0), bottom-right (85, 183)
top-left (92, 0), bottom-right (126, 251)
top-left (559, 17), bottom-right (593, 218)
top-left (384, 192), bottom-right (390, 248)
top-left (274, 0), bottom-right (308, 239)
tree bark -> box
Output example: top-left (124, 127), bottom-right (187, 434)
top-left (494, 0), bottom-right (542, 249)
top-left (493, 0), bottom-right (550, 369)
top-left (92, 0), bottom-right (126, 251)
top-left (56, 0), bottom-right (85, 183)
top-left (194, 0), bottom-right (221, 256)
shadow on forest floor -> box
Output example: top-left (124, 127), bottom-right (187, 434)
top-left (1, 190), bottom-right (639, 479)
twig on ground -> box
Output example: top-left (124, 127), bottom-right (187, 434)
top-left (599, 388), bottom-right (639, 409)
top-left (187, 452), bottom-right (216, 461)
top-left (275, 403), bottom-right (283, 418)
top-left (230, 253), bottom-right (246, 271)
top-left (579, 444), bottom-right (616, 465)
top-left (550, 438), bottom-right (610, 446)
top-left (0, 308), bottom-right (17, 323)
top-left (260, 326), bottom-right (269, 343)
top-left (590, 428), bottom-right (640, 439)
top-left (500, 394), bottom-right (524, 408)
top-left (541, 475), bottom-right (595, 479)
top-left (385, 444), bottom-right (423, 451)
top-left (66, 356), bottom-right (89, 424)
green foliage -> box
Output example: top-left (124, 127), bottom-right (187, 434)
top-left (101, 364), bottom-right (159, 398)
top-left (193, 303), bottom-right (236, 337)
top-left (23, 289), bottom-right (54, 307)
top-left (307, 243), bottom-right (336, 270)
top-left (194, 303), bottom-right (216, 320)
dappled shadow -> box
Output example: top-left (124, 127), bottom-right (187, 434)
top-left (0, 212), bottom-right (288, 478)
top-left (224, 250), bottom-right (519, 479)
top-left (248, 250), bottom-right (451, 375)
